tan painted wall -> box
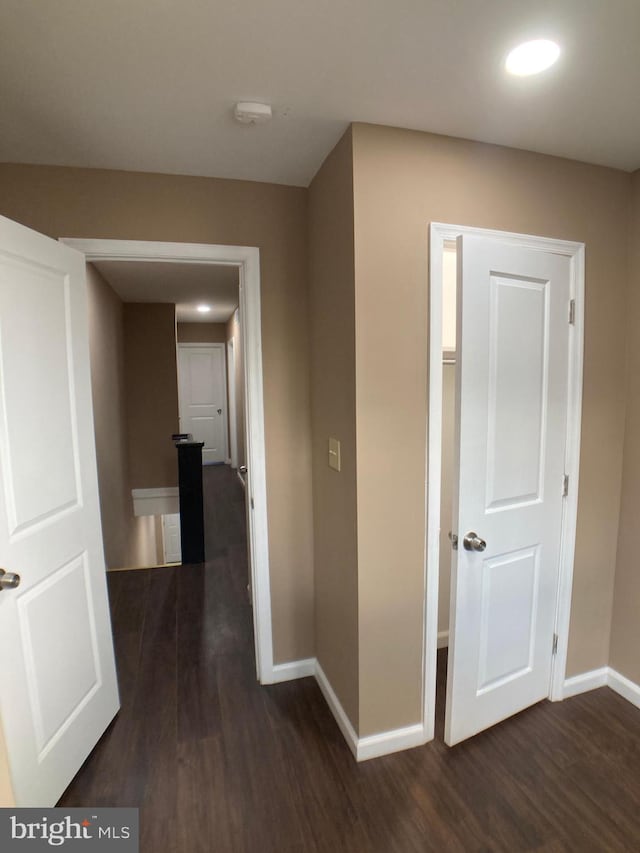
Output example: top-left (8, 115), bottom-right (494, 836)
top-left (226, 311), bottom-right (246, 470)
top-left (308, 129), bottom-right (359, 727)
top-left (0, 163), bottom-right (314, 662)
top-left (352, 123), bottom-right (630, 735)
top-left (610, 170), bottom-right (640, 683)
top-left (177, 322), bottom-right (227, 343)
top-left (123, 303), bottom-right (179, 489)
top-left (86, 265), bottom-right (133, 568)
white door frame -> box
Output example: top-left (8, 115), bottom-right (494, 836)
top-left (424, 222), bottom-right (585, 740)
top-left (177, 342), bottom-right (229, 463)
top-left (227, 336), bottom-right (238, 469)
top-left (60, 238), bottom-right (275, 684)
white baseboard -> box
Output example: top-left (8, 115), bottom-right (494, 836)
top-left (314, 661), bottom-right (428, 761)
top-left (314, 662), bottom-right (358, 759)
top-left (608, 668), bottom-right (640, 710)
top-left (562, 667), bottom-right (608, 698)
top-left (357, 722), bottom-right (427, 761)
top-left (437, 630), bottom-right (449, 649)
top-left (563, 666), bottom-right (640, 710)
top-left (237, 470), bottom-right (246, 489)
top-left (268, 658), bottom-right (316, 684)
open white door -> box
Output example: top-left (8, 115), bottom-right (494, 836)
top-left (177, 343), bottom-right (228, 464)
top-left (0, 216), bottom-right (119, 805)
top-left (445, 234), bottom-right (571, 746)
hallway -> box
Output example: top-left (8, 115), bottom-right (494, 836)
top-left (59, 468), bottom-right (640, 852)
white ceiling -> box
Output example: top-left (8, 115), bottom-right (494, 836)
top-left (1, 1), bottom-right (639, 186)
top-left (93, 261), bottom-right (239, 323)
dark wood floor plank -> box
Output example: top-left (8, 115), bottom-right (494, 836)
top-left (59, 464), bottom-right (640, 852)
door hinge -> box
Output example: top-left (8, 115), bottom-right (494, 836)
top-left (569, 299), bottom-right (576, 325)
top-left (562, 474), bottom-right (569, 497)
top-left (552, 633), bottom-right (559, 655)
top-left (250, 496), bottom-right (254, 510)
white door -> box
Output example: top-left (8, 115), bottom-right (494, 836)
top-left (177, 344), bottom-right (228, 464)
top-left (162, 513), bottom-right (182, 564)
top-left (445, 234), bottom-right (571, 746)
top-left (0, 215), bottom-right (119, 804)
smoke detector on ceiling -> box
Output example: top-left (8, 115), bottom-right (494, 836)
top-left (234, 102), bottom-right (273, 125)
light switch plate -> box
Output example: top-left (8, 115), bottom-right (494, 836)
top-left (328, 437), bottom-right (341, 472)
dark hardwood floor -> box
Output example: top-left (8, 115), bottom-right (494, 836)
top-left (60, 465), bottom-right (640, 852)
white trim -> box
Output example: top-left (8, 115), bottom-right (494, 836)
top-left (177, 341), bottom-right (229, 463)
top-left (227, 337), bottom-right (238, 469)
top-left (270, 658), bottom-right (316, 684)
top-left (426, 224), bottom-right (585, 737)
top-left (562, 666), bottom-right (640, 710)
top-left (131, 487), bottom-right (179, 517)
top-left (608, 668), bottom-right (640, 710)
top-left (314, 661), bottom-right (427, 761)
top-left (237, 470), bottom-right (246, 489)
top-left (437, 630), bottom-right (449, 649)
top-left (357, 724), bottom-right (427, 762)
top-left (61, 238), bottom-right (274, 684)
top-left (314, 662), bottom-right (358, 759)
top-left (562, 667), bottom-right (608, 698)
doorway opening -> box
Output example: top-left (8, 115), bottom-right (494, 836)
top-left (62, 238), bottom-right (274, 684)
top-left (424, 223), bottom-right (585, 746)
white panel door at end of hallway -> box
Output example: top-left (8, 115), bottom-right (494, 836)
top-left (0, 215), bottom-right (119, 805)
top-left (445, 234), bottom-right (571, 747)
top-left (178, 344), bottom-right (228, 465)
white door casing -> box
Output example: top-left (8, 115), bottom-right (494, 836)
top-left (0, 215), bottom-right (119, 805)
top-left (227, 338), bottom-right (238, 469)
top-left (61, 239), bottom-right (274, 685)
top-left (445, 234), bottom-right (573, 745)
top-left (177, 343), bottom-right (228, 464)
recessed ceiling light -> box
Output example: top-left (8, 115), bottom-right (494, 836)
top-left (505, 39), bottom-right (560, 76)
top-left (197, 304), bottom-right (211, 313)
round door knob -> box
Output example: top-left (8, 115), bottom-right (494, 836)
top-left (0, 568), bottom-right (21, 590)
top-left (463, 532), bottom-right (486, 552)
top-left (239, 465), bottom-right (248, 474)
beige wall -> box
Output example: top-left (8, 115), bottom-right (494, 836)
top-left (308, 129), bottom-right (359, 727)
top-left (86, 264), bottom-right (133, 568)
top-left (226, 310), bottom-right (246, 470)
top-left (123, 303), bottom-right (179, 489)
top-left (351, 123), bottom-right (630, 735)
top-left (0, 163), bottom-right (314, 663)
top-left (177, 321), bottom-right (228, 343)
top-left (610, 170), bottom-right (640, 683)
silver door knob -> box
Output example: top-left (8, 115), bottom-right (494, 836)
top-left (463, 532), bottom-right (486, 552)
top-left (239, 465), bottom-right (248, 474)
top-left (0, 568), bottom-right (21, 590)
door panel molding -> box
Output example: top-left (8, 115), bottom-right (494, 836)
top-left (61, 238), bottom-right (274, 684)
top-left (425, 223), bottom-right (584, 742)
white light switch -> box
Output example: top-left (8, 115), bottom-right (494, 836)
top-left (328, 437), bottom-right (341, 472)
